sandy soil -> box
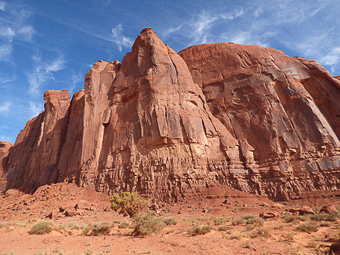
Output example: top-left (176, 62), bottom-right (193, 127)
top-left (0, 183), bottom-right (339, 255)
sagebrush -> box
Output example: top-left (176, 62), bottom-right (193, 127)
top-left (110, 192), bottom-right (149, 217)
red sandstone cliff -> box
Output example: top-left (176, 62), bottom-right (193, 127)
top-left (1, 28), bottom-right (340, 201)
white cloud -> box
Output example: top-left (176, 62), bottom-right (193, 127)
top-left (68, 72), bottom-right (83, 95)
top-left (0, 101), bottom-right (11, 113)
top-left (0, 27), bottom-right (15, 42)
top-left (161, 24), bottom-right (183, 39)
top-left (220, 8), bottom-right (244, 20)
top-left (0, 43), bottom-right (12, 61)
top-left (16, 25), bottom-right (34, 41)
top-left (28, 55), bottom-right (65, 95)
top-left (0, 1), bottom-right (6, 11)
top-left (111, 24), bottom-right (133, 52)
top-left (29, 101), bottom-right (44, 117)
top-left (320, 47), bottom-right (340, 66)
top-left (0, 2), bottom-right (35, 63)
top-left (189, 11), bottom-right (218, 45)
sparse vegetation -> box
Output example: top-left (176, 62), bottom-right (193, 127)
top-left (118, 221), bottom-right (130, 229)
top-left (163, 217), bottom-right (177, 226)
top-left (250, 227), bottom-right (270, 238)
top-left (29, 221), bottom-right (53, 235)
top-left (132, 213), bottom-right (165, 236)
top-left (296, 222), bottom-right (319, 233)
top-left (245, 217), bottom-right (264, 227)
top-left (214, 217), bottom-right (228, 226)
top-left (217, 226), bottom-right (228, 231)
top-left (310, 213), bottom-right (337, 222)
top-left (82, 223), bottom-right (112, 236)
top-left (189, 225), bottom-right (212, 236)
top-left (281, 214), bottom-right (306, 224)
top-left (110, 192), bottom-right (149, 217)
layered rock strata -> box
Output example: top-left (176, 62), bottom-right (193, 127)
top-left (1, 28), bottom-right (340, 201)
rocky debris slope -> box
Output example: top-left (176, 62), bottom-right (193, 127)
top-left (1, 28), bottom-right (340, 201)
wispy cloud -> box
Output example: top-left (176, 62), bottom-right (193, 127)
top-left (320, 47), bottom-right (340, 66)
top-left (68, 72), bottom-right (83, 95)
top-left (0, 0), bottom-right (35, 86)
top-left (111, 24), bottom-right (133, 52)
top-left (189, 11), bottom-right (218, 45)
top-left (0, 43), bottom-right (12, 61)
top-left (0, 1), bottom-right (6, 11)
top-left (28, 55), bottom-right (65, 95)
top-left (161, 24), bottom-right (183, 39)
top-left (0, 101), bottom-right (11, 113)
top-left (29, 101), bottom-right (44, 117)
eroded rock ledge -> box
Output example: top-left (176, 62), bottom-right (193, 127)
top-left (1, 28), bottom-right (340, 201)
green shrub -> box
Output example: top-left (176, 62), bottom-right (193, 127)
top-left (310, 214), bottom-right (337, 222)
top-left (250, 227), bottom-right (270, 238)
top-left (281, 214), bottom-right (306, 224)
top-left (110, 192), bottom-right (149, 217)
top-left (245, 217), bottom-right (264, 227)
top-left (163, 217), bottom-right (177, 226)
top-left (189, 225), bottom-right (212, 236)
top-left (132, 214), bottom-right (165, 236)
top-left (217, 226), bottom-right (228, 231)
top-left (214, 217), bottom-right (228, 226)
top-left (29, 221), bottom-right (53, 235)
top-left (118, 221), bottom-right (130, 229)
top-left (296, 222), bottom-right (319, 233)
top-left (232, 217), bottom-right (244, 226)
top-left (320, 221), bottom-right (332, 227)
top-left (242, 215), bottom-right (255, 220)
top-left (82, 223), bottom-right (111, 236)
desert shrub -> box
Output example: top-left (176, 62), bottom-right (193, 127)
top-left (132, 213), bottom-right (165, 236)
top-left (163, 217), bottom-right (177, 226)
top-left (242, 215), bottom-right (255, 220)
top-left (217, 226), bottom-right (228, 231)
top-left (245, 217), bottom-right (264, 227)
top-left (281, 214), bottom-right (306, 224)
top-left (189, 225), bottom-right (212, 236)
top-left (118, 221), bottom-right (130, 229)
top-left (296, 222), bottom-right (319, 233)
top-left (214, 217), bottom-right (228, 226)
top-left (82, 223), bottom-right (111, 236)
top-left (250, 227), bottom-right (270, 238)
top-left (232, 217), bottom-right (244, 226)
top-left (110, 192), bottom-right (149, 217)
top-left (29, 221), bottom-right (53, 235)
top-left (310, 213), bottom-right (337, 222)
top-left (320, 221), bottom-right (332, 227)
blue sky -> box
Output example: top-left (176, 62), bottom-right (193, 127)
top-left (0, 0), bottom-right (339, 144)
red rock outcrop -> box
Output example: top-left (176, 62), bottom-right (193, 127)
top-left (4, 90), bottom-right (70, 192)
top-left (0, 141), bottom-right (12, 190)
top-left (180, 43), bottom-right (340, 199)
top-left (1, 28), bottom-right (340, 201)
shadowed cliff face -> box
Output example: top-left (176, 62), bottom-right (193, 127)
top-left (1, 28), bottom-right (340, 201)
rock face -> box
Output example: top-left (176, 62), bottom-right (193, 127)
top-left (1, 28), bottom-right (340, 201)
top-left (0, 141), bottom-right (12, 190)
top-left (179, 43), bottom-right (340, 199)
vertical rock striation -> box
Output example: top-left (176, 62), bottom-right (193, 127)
top-left (179, 43), bottom-right (340, 199)
top-left (1, 29), bottom-right (340, 201)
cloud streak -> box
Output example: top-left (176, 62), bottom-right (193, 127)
top-left (29, 101), bottom-right (44, 117)
top-left (111, 24), bottom-right (133, 52)
top-left (0, 101), bottom-right (11, 113)
top-left (28, 55), bottom-right (65, 95)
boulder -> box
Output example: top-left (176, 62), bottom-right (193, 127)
top-left (319, 205), bottom-right (337, 214)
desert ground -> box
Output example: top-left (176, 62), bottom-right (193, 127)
top-left (0, 183), bottom-right (339, 255)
